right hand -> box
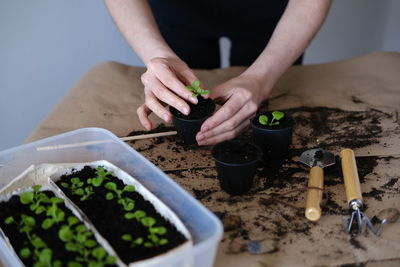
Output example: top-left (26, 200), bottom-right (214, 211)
top-left (137, 57), bottom-right (202, 130)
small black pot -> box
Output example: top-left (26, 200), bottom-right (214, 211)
top-left (212, 140), bottom-right (262, 195)
top-left (251, 111), bottom-right (295, 159)
top-left (170, 97), bottom-right (215, 145)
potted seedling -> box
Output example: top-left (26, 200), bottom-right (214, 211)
top-left (251, 111), bottom-right (295, 159)
top-left (212, 139), bottom-right (262, 195)
top-left (169, 80), bottom-right (216, 145)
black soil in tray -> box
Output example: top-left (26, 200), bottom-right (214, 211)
top-left (252, 112), bottom-right (294, 130)
top-left (56, 166), bottom-right (187, 264)
top-left (0, 191), bottom-right (114, 266)
top-left (171, 96), bottom-right (214, 120)
top-left (213, 140), bottom-right (259, 164)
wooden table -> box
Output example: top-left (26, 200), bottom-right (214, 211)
top-left (27, 52), bottom-right (400, 267)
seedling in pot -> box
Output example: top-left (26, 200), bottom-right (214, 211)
top-left (258, 111), bottom-right (284, 126)
top-left (104, 182), bottom-right (136, 211)
top-left (186, 80), bottom-right (209, 97)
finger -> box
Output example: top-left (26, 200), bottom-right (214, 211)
top-left (197, 104), bottom-right (255, 142)
top-left (197, 120), bottom-right (250, 146)
top-left (146, 76), bottom-right (190, 115)
top-left (144, 91), bottom-right (172, 123)
top-left (200, 94), bottom-right (244, 132)
top-left (149, 59), bottom-right (198, 104)
top-left (136, 104), bottom-right (153, 131)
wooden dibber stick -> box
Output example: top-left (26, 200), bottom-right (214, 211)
top-left (36, 131), bottom-right (177, 151)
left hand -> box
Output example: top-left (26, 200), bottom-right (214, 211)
top-left (196, 74), bottom-right (270, 146)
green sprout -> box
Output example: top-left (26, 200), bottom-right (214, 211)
top-left (123, 210), bottom-right (168, 247)
top-left (59, 216), bottom-right (116, 266)
top-left (4, 211), bottom-right (61, 266)
top-left (186, 80), bottom-right (209, 97)
top-left (20, 185), bottom-right (51, 214)
top-left (41, 197), bottom-right (65, 230)
top-left (104, 182), bottom-right (135, 211)
top-left (61, 177), bottom-right (94, 201)
top-left (87, 167), bottom-right (113, 187)
top-left (258, 111), bottom-right (285, 126)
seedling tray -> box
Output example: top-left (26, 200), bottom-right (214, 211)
top-left (0, 128), bottom-right (222, 267)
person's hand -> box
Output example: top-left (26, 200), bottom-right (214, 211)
top-left (137, 57), bottom-right (203, 130)
top-left (196, 74), bottom-right (270, 146)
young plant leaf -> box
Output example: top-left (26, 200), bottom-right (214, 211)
top-left (121, 234), bottom-right (132, 241)
top-left (105, 192), bottom-right (114, 200)
top-left (124, 212), bottom-right (136, 219)
top-left (35, 206), bottom-right (46, 215)
top-left (258, 115), bottom-right (268, 125)
top-left (123, 185), bottom-right (135, 192)
top-left (32, 185), bottom-right (42, 192)
top-left (91, 247), bottom-right (106, 261)
top-left (19, 248), bottom-right (31, 259)
top-left (42, 218), bottom-right (55, 229)
top-left (159, 239), bottom-right (168, 245)
top-left (31, 236), bottom-right (46, 249)
top-left (272, 111), bottom-right (284, 121)
top-left (20, 192), bottom-right (34, 204)
top-left (68, 216), bottom-right (79, 226)
top-left (141, 217), bottom-right (156, 227)
top-left (61, 182), bottom-right (69, 188)
top-left (84, 239), bottom-right (97, 248)
top-left (59, 226), bottom-right (73, 242)
top-left (105, 182), bottom-right (117, 191)
top-left (21, 215), bottom-right (36, 227)
top-left (4, 216), bottom-right (14, 224)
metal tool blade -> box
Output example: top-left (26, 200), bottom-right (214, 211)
top-left (300, 148), bottom-right (335, 168)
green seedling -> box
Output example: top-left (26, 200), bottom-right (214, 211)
top-left (186, 80), bottom-right (209, 97)
top-left (41, 197), bottom-right (65, 229)
top-left (123, 211), bottom-right (168, 247)
top-left (4, 212), bottom-right (60, 266)
top-left (258, 111), bottom-right (285, 126)
top-left (59, 216), bottom-right (116, 266)
top-left (87, 167), bottom-right (113, 187)
top-left (104, 182), bottom-right (135, 211)
top-left (20, 185), bottom-right (51, 215)
top-left (61, 177), bottom-right (94, 202)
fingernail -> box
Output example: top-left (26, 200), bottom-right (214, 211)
top-left (196, 133), bottom-right (205, 141)
top-left (198, 140), bottom-right (207, 146)
top-left (181, 106), bottom-right (189, 115)
top-left (162, 113), bottom-right (169, 122)
top-left (190, 96), bottom-right (198, 104)
top-left (202, 126), bottom-right (209, 132)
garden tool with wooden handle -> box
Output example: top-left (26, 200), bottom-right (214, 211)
top-left (300, 148), bottom-right (335, 221)
top-left (340, 148), bottom-right (386, 235)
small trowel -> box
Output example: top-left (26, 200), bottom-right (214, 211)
top-left (300, 148), bottom-right (335, 221)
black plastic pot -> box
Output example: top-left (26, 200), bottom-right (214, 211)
top-left (169, 98), bottom-right (215, 145)
top-left (212, 140), bottom-right (262, 195)
top-left (251, 112), bottom-right (295, 159)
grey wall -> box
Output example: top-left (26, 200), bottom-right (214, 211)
top-left (0, 0), bottom-right (399, 151)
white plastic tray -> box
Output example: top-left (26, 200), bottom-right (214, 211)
top-left (0, 128), bottom-right (223, 267)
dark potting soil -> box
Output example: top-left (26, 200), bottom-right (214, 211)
top-left (252, 112), bottom-right (295, 130)
top-left (213, 140), bottom-right (260, 164)
top-left (0, 191), bottom-right (114, 266)
top-left (56, 166), bottom-right (187, 264)
top-left (171, 96), bottom-right (215, 120)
